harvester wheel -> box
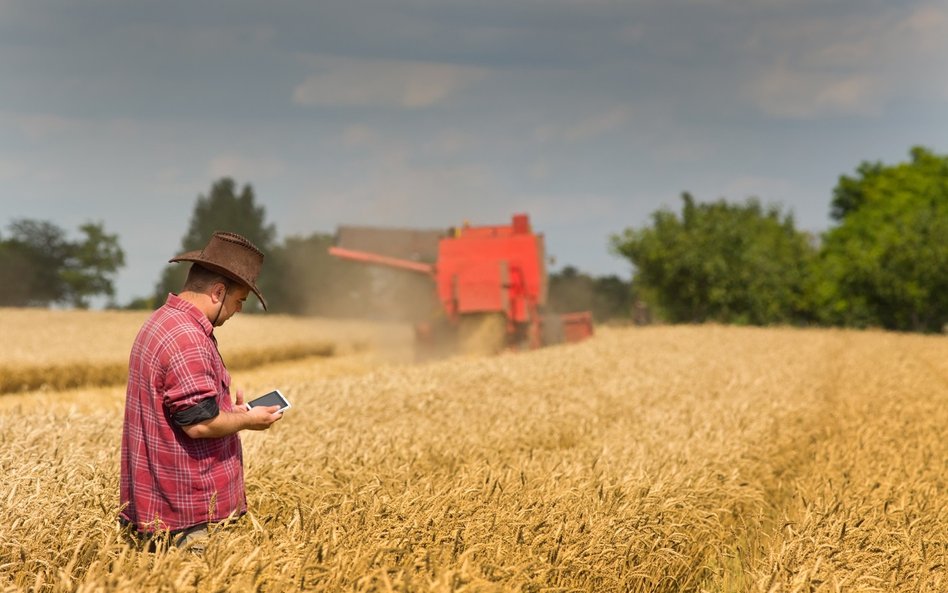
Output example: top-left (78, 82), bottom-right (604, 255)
top-left (458, 313), bottom-right (507, 356)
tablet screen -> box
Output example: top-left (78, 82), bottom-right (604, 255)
top-left (248, 390), bottom-right (291, 411)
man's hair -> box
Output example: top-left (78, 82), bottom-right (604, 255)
top-left (183, 264), bottom-right (238, 295)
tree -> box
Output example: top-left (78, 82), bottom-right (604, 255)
top-left (0, 240), bottom-right (39, 306)
top-left (1, 220), bottom-right (69, 306)
top-left (60, 222), bottom-right (126, 308)
top-left (611, 193), bottom-right (817, 325)
top-left (153, 178), bottom-right (276, 308)
top-left (830, 161), bottom-right (884, 222)
top-left (0, 219), bottom-right (125, 308)
top-left (812, 146), bottom-right (948, 332)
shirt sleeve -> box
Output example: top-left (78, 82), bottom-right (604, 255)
top-left (171, 397), bottom-right (220, 426)
top-left (163, 335), bottom-right (221, 418)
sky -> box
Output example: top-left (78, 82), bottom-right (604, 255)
top-left (2, 0), bottom-right (947, 306)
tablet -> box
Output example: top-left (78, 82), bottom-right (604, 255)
top-left (247, 389), bottom-right (291, 413)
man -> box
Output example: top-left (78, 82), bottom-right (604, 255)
top-left (120, 231), bottom-right (283, 551)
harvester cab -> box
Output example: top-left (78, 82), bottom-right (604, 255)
top-left (329, 213), bottom-right (593, 357)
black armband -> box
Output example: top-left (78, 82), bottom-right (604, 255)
top-left (172, 397), bottom-right (220, 427)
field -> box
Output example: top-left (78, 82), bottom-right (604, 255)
top-left (0, 308), bottom-right (403, 393)
top-left (0, 308), bottom-right (946, 592)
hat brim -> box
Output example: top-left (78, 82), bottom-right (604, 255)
top-left (170, 254), bottom-right (268, 311)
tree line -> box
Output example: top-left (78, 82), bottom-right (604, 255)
top-left (0, 220), bottom-right (125, 308)
top-left (612, 146), bottom-right (947, 333)
top-left (2, 146), bottom-right (945, 332)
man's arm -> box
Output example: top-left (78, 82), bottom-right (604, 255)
top-left (181, 403), bottom-right (283, 439)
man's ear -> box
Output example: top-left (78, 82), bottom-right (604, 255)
top-left (212, 283), bottom-right (226, 302)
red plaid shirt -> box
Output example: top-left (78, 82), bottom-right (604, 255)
top-left (120, 294), bottom-right (246, 533)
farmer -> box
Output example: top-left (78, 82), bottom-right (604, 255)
top-left (119, 231), bottom-right (284, 552)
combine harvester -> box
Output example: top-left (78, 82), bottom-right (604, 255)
top-left (329, 213), bottom-right (593, 357)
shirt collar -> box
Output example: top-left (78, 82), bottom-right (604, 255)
top-left (165, 293), bottom-right (214, 337)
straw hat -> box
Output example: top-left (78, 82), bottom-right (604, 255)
top-left (169, 231), bottom-right (268, 310)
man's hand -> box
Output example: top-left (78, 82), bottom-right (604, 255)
top-left (236, 387), bottom-right (283, 429)
top-left (244, 404), bottom-right (283, 431)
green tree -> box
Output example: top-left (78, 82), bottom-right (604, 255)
top-left (60, 222), bottom-right (126, 308)
top-left (0, 219), bottom-right (125, 308)
top-left (611, 193), bottom-right (817, 325)
top-left (0, 242), bottom-right (34, 306)
top-left (813, 146), bottom-right (948, 332)
top-left (830, 161), bottom-right (884, 221)
top-left (1, 220), bottom-right (69, 306)
top-left (153, 178), bottom-right (276, 308)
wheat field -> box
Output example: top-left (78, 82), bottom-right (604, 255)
top-left (0, 314), bottom-right (946, 592)
top-left (0, 308), bottom-right (407, 393)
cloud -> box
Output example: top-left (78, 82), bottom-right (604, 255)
top-left (529, 160), bottom-right (550, 181)
top-left (292, 56), bottom-right (489, 109)
top-left (534, 106), bottom-right (633, 143)
top-left (745, 68), bottom-right (885, 118)
top-left (422, 128), bottom-right (481, 156)
top-left (4, 112), bottom-right (150, 147)
top-left (0, 158), bottom-right (26, 181)
top-left (13, 113), bottom-right (85, 141)
top-left (517, 191), bottom-right (618, 226)
top-left (742, 2), bottom-right (948, 118)
top-left (893, 2), bottom-right (948, 99)
top-left (334, 162), bottom-right (494, 221)
top-left (341, 124), bottom-right (382, 149)
top-left (207, 154), bottom-right (287, 180)
top-left (341, 123), bottom-right (481, 162)
top-left (900, 3), bottom-right (948, 53)
top-left (289, 146), bottom-right (499, 233)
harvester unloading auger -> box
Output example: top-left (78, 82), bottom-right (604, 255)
top-left (329, 213), bottom-right (594, 357)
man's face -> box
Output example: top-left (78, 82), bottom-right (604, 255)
top-left (215, 285), bottom-right (251, 326)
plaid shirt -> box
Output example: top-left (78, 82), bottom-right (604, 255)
top-left (120, 293), bottom-right (246, 533)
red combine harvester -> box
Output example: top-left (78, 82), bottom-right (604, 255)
top-left (329, 213), bottom-right (594, 356)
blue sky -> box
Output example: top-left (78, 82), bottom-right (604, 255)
top-left (2, 0), bottom-right (947, 305)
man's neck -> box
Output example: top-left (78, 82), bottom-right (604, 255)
top-left (177, 291), bottom-right (215, 322)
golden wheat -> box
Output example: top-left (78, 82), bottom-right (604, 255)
top-left (0, 308), bottom-right (408, 393)
top-left (0, 321), bottom-right (945, 592)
